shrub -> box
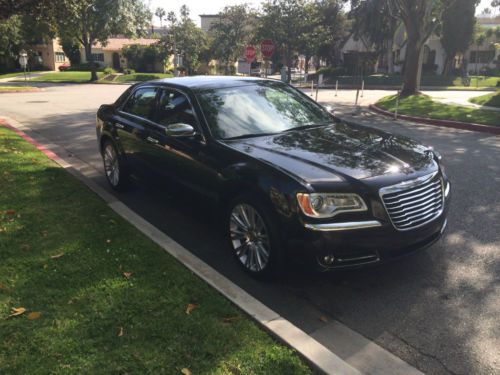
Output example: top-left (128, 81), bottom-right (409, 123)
top-left (103, 67), bottom-right (116, 75)
top-left (123, 68), bottom-right (135, 75)
top-left (317, 66), bottom-right (347, 77)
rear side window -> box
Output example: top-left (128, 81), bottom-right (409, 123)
top-left (121, 87), bottom-right (158, 120)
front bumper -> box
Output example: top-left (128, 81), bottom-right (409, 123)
top-left (287, 180), bottom-right (451, 270)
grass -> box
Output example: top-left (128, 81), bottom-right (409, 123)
top-left (24, 71), bottom-right (105, 83)
top-left (114, 73), bottom-right (174, 83)
top-left (0, 125), bottom-right (312, 374)
top-left (0, 71), bottom-right (43, 79)
top-left (469, 91), bottom-right (500, 108)
top-left (324, 74), bottom-right (500, 89)
top-left (0, 86), bottom-right (39, 92)
top-left (376, 94), bottom-right (500, 127)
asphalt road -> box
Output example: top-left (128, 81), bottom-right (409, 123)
top-left (0, 84), bottom-right (499, 375)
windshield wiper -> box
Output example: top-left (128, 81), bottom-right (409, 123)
top-left (281, 123), bottom-right (330, 133)
top-left (224, 132), bottom-right (276, 140)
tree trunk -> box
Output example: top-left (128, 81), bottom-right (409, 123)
top-left (387, 38), bottom-right (394, 74)
top-left (401, 38), bottom-right (422, 96)
top-left (304, 53), bottom-right (310, 74)
top-left (84, 43), bottom-right (98, 82)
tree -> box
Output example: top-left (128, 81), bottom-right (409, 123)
top-left (440, 0), bottom-right (478, 75)
top-left (155, 7), bottom-right (166, 28)
top-left (160, 6), bottom-right (208, 75)
top-left (351, 0), bottom-right (399, 73)
top-left (256, 0), bottom-right (308, 82)
top-left (0, 0), bottom-right (56, 20)
top-left (388, 0), bottom-right (451, 96)
top-left (210, 5), bottom-right (255, 74)
top-left (55, 0), bottom-right (151, 81)
top-left (312, 0), bottom-right (350, 69)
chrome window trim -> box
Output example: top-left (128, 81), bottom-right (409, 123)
top-left (379, 171), bottom-right (444, 231)
top-left (304, 220), bottom-right (382, 231)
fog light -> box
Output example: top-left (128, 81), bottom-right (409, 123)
top-left (323, 255), bottom-right (335, 265)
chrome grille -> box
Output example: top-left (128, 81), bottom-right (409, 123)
top-left (380, 172), bottom-right (444, 231)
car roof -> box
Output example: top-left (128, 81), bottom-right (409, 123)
top-left (147, 75), bottom-right (282, 90)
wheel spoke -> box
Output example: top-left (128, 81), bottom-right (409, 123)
top-left (239, 205), bottom-right (252, 229)
top-left (231, 213), bottom-right (248, 231)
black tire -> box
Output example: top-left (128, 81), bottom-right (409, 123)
top-left (101, 139), bottom-right (129, 191)
top-left (226, 195), bottom-right (284, 280)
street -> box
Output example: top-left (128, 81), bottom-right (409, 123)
top-left (0, 84), bottom-right (499, 375)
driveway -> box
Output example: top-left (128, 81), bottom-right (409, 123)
top-left (1, 84), bottom-right (498, 375)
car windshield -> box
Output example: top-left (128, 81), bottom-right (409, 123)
top-left (196, 82), bottom-right (334, 139)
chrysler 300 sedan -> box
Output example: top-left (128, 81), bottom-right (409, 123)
top-left (96, 76), bottom-right (451, 278)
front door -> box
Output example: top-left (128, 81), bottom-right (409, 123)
top-left (114, 86), bottom-right (159, 172)
top-left (143, 88), bottom-right (219, 198)
top-left (112, 52), bottom-right (120, 70)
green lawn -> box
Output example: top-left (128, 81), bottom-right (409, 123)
top-left (0, 126), bottom-right (311, 374)
top-left (469, 91), bottom-right (500, 108)
top-left (25, 71), bottom-right (104, 83)
top-left (0, 71), bottom-right (43, 79)
top-left (0, 86), bottom-right (39, 92)
top-left (114, 73), bottom-right (174, 83)
top-left (376, 94), bottom-right (500, 127)
top-left (324, 74), bottom-right (500, 89)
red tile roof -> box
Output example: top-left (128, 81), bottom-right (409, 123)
top-left (94, 38), bottom-right (159, 51)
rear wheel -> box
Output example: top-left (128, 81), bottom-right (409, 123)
top-left (227, 197), bottom-right (283, 279)
top-left (102, 140), bottom-right (128, 191)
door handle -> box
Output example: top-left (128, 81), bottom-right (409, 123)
top-left (115, 123), bottom-right (125, 129)
top-left (146, 136), bottom-right (159, 144)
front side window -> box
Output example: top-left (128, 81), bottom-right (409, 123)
top-left (197, 82), bottom-right (333, 139)
top-left (155, 89), bottom-right (197, 128)
top-left (121, 88), bottom-right (158, 120)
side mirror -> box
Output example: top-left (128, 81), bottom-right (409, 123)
top-left (324, 105), bottom-right (335, 114)
top-left (165, 123), bottom-right (196, 138)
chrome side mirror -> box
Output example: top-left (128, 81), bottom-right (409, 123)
top-left (165, 123), bottom-right (196, 137)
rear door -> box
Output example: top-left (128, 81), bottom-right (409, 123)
top-left (113, 86), bottom-right (159, 171)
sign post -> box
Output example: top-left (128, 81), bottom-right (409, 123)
top-left (260, 40), bottom-right (275, 78)
top-left (245, 46), bottom-right (256, 76)
top-left (19, 50), bottom-right (28, 81)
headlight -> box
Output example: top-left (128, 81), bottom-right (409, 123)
top-left (296, 193), bottom-right (367, 218)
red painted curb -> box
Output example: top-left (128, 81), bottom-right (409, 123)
top-left (0, 119), bottom-right (60, 160)
top-left (0, 89), bottom-right (41, 94)
top-left (369, 104), bottom-right (500, 135)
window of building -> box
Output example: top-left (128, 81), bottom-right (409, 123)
top-left (91, 53), bottom-right (104, 62)
top-left (55, 52), bottom-right (66, 63)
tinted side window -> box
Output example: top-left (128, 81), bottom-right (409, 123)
top-left (155, 89), bottom-right (197, 128)
top-left (122, 88), bottom-right (158, 120)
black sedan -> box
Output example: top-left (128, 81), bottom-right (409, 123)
top-left (96, 76), bottom-right (451, 278)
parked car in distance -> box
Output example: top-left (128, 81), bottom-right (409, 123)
top-left (96, 76), bottom-right (451, 278)
top-left (58, 64), bottom-right (71, 71)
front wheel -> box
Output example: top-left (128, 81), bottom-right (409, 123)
top-left (227, 198), bottom-right (283, 279)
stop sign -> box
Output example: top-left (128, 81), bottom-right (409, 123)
top-left (245, 46), bottom-right (256, 63)
top-left (261, 39), bottom-right (275, 59)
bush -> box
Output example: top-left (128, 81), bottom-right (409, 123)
top-left (317, 66), bottom-right (347, 77)
top-left (66, 63), bottom-right (103, 72)
top-left (103, 67), bottom-right (116, 75)
top-left (123, 68), bottom-right (135, 75)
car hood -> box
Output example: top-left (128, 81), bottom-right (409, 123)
top-left (224, 121), bottom-right (437, 184)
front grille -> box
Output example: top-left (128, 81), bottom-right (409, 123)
top-left (380, 172), bottom-right (444, 231)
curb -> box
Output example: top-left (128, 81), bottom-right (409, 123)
top-left (369, 104), bottom-right (500, 135)
top-left (0, 116), bottom-right (361, 375)
top-left (0, 89), bottom-right (41, 93)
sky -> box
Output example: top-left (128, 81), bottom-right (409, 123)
top-left (147, 0), bottom-right (497, 26)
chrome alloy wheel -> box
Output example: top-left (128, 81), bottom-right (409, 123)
top-left (103, 144), bottom-right (120, 187)
top-left (230, 203), bottom-right (271, 272)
